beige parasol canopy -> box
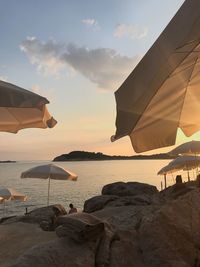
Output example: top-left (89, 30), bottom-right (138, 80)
top-left (21, 164), bottom-right (78, 206)
top-left (158, 155), bottom-right (200, 184)
top-left (0, 80), bottom-right (57, 133)
top-left (112, 0), bottom-right (200, 153)
top-left (157, 164), bottom-right (182, 176)
top-left (0, 188), bottom-right (27, 214)
top-left (158, 156), bottom-right (200, 175)
top-left (169, 140), bottom-right (200, 156)
top-left (0, 187), bottom-right (27, 201)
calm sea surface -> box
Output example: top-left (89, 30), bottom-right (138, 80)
top-left (0, 160), bottom-right (193, 216)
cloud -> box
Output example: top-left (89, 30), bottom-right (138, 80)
top-left (82, 18), bottom-right (96, 26)
top-left (20, 37), bottom-right (65, 76)
top-left (20, 37), bottom-right (141, 91)
top-left (114, 24), bottom-right (148, 39)
top-left (82, 18), bottom-right (100, 31)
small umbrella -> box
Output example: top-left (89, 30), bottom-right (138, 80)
top-left (0, 187), bottom-right (27, 214)
top-left (158, 165), bottom-right (183, 176)
top-left (21, 164), bottom-right (78, 206)
top-left (112, 0), bottom-right (200, 153)
top-left (0, 80), bottom-right (57, 133)
top-left (157, 164), bottom-right (182, 189)
top-left (0, 187), bottom-right (27, 201)
top-left (158, 155), bottom-right (200, 186)
top-left (168, 155), bottom-right (200, 169)
top-left (169, 140), bottom-right (200, 156)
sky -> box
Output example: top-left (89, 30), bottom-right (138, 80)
top-left (1, 0), bottom-right (195, 161)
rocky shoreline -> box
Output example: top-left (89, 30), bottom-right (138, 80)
top-left (0, 180), bottom-right (199, 267)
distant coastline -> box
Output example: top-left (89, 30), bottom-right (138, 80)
top-left (0, 160), bottom-right (16, 163)
top-left (53, 151), bottom-right (175, 162)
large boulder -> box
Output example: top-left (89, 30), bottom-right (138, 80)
top-left (8, 238), bottom-right (95, 267)
top-left (102, 182), bottom-right (158, 197)
top-left (20, 204), bottom-right (67, 225)
top-left (110, 230), bottom-right (145, 267)
top-left (83, 181), bottom-right (157, 213)
top-left (93, 205), bottom-right (156, 231)
top-left (158, 182), bottom-right (196, 203)
top-left (84, 194), bottom-right (152, 213)
top-left (8, 212), bottom-right (116, 267)
top-left (139, 189), bottom-right (200, 267)
top-left (0, 221), bottom-right (56, 267)
top-left (84, 195), bottom-right (118, 213)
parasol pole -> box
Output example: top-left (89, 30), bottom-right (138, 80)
top-left (160, 181), bottom-right (163, 191)
top-left (47, 177), bottom-right (51, 206)
top-left (187, 169), bottom-right (190, 182)
top-left (195, 152), bottom-right (199, 176)
top-left (164, 174), bottom-right (167, 189)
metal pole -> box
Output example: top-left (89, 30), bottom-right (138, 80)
top-left (187, 170), bottom-right (190, 182)
top-left (47, 177), bottom-right (51, 206)
top-left (4, 200), bottom-right (6, 216)
top-left (195, 153), bottom-right (199, 177)
top-left (164, 174), bottom-right (167, 189)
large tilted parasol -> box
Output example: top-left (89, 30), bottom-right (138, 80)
top-left (112, 0), bottom-right (200, 153)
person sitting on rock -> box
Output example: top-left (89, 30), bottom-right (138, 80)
top-left (68, 203), bottom-right (77, 214)
top-left (176, 175), bottom-right (183, 184)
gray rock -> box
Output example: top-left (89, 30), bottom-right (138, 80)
top-left (139, 189), bottom-right (200, 267)
top-left (158, 182), bottom-right (195, 202)
top-left (56, 212), bottom-right (106, 242)
top-left (110, 230), bottom-right (145, 267)
top-left (93, 205), bottom-right (156, 231)
top-left (102, 181), bottom-right (158, 197)
top-left (8, 238), bottom-right (95, 267)
top-left (84, 195), bottom-right (118, 212)
top-left (8, 212), bottom-right (116, 267)
top-left (20, 204), bottom-right (67, 225)
top-left (84, 194), bottom-right (152, 213)
top-left (0, 222), bottom-right (56, 267)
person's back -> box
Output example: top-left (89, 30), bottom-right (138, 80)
top-left (176, 175), bottom-right (182, 184)
top-left (68, 203), bottom-right (77, 214)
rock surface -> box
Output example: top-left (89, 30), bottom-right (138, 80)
top-left (102, 181), bottom-right (158, 196)
top-left (84, 194), bottom-right (153, 213)
top-left (20, 204), bottom-right (67, 224)
top-left (2, 181), bottom-right (200, 267)
top-left (84, 182), bottom-right (157, 213)
top-left (0, 222), bottom-right (56, 267)
top-left (139, 189), bottom-right (200, 267)
top-left (9, 238), bottom-right (95, 267)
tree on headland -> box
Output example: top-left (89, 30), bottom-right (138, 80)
top-left (53, 151), bottom-right (174, 162)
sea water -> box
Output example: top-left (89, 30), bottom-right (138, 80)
top-left (0, 159), bottom-right (193, 216)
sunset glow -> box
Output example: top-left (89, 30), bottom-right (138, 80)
top-left (1, 0), bottom-right (195, 161)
